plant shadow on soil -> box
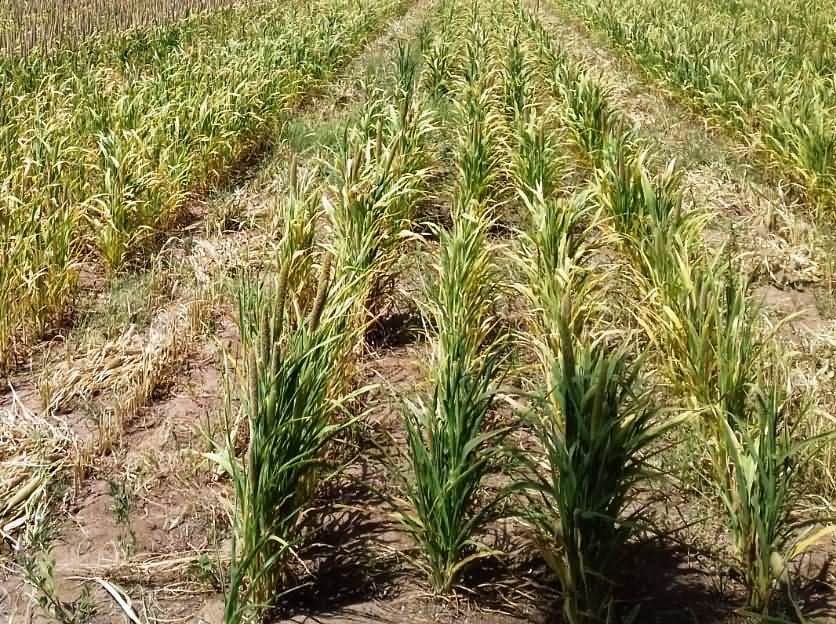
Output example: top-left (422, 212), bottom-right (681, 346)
top-left (612, 537), bottom-right (739, 624)
top-left (455, 533), bottom-right (745, 624)
top-left (608, 538), bottom-right (836, 624)
top-left (271, 478), bottom-right (400, 622)
top-left (455, 531), bottom-right (556, 620)
top-left (366, 309), bottom-right (424, 349)
top-left (789, 553), bottom-right (836, 623)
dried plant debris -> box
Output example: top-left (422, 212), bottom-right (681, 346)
top-left (0, 392), bottom-right (74, 549)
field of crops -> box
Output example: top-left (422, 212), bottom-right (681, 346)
top-left (1, 0), bottom-right (835, 623)
top-left (552, 0), bottom-right (836, 210)
top-left (0, 0), bottom-right (242, 54)
top-left (0, 0), bottom-right (407, 372)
